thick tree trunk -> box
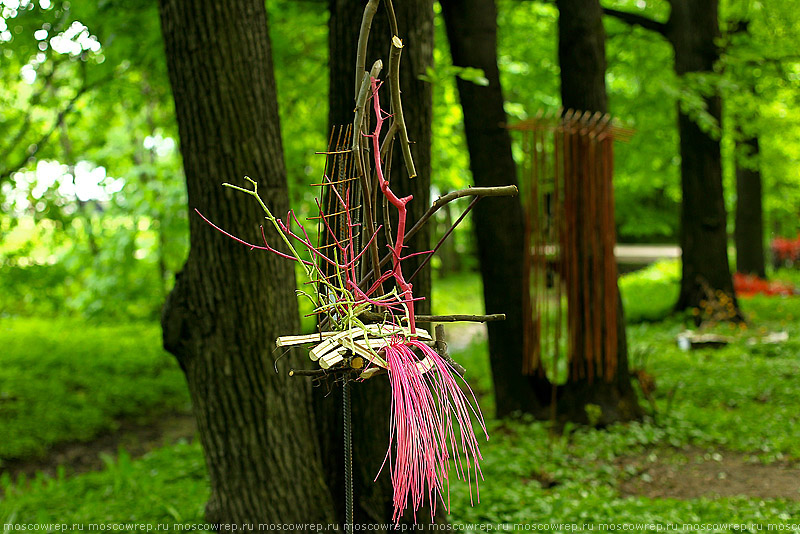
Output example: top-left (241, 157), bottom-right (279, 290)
top-left (557, 0), bottom-right (607, 114)
top-left (669, 0), bottom-right (740, 313)
top-left (734, 135), bottom-right (766, 278)
top-left (158, 0), bottom-right (334, 524)
top-left (317, 0), bottom-right (435, 528)
top-left (441, 0), bottom-right (551, 418)
top-left (554, 0), bottom-right (640, 424)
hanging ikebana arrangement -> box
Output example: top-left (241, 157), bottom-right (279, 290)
top-left (197, 0), bottom-right (518, 525)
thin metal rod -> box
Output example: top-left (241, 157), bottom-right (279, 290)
top-left (343, 378), bottom-right (353, 533)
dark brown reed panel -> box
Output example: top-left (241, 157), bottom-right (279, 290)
top-left (509, 111), bottom-right (633, 383)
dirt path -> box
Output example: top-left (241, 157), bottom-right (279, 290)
top-left (1, 412), bottom-right (197, 484)
top-left (617, 446), bottom-right (800, 500)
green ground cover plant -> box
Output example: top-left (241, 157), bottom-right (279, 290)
top-left (447, 418), bottom-right (800, 527)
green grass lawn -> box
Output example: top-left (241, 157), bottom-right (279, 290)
top-left (1, 443), bottom-right (208, 524)
top-left (2, 271), bottom-right (800, 529)
top-left (0, 319), bottom-right (190, 462)
top-left (619, 260), bottom-right (681, 323)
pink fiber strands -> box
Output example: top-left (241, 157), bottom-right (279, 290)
top-left (379, 337), bottom-right (489, 523)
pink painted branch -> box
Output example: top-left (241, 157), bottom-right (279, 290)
top-left (379, 338), bottom-right (488, 521)
top-left (312, 199), bottom-right (381, 278)
top-left (198, 201), bottom-right (380, 278)
top-left (356, 185), bottom-right (519, 290)
top-left (368, 76), bottom-right (418, 333)
top-left (195, 209), bottom-right (313, 266)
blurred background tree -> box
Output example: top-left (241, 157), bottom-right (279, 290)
top-left (4, 0), bottom-right (800, 324)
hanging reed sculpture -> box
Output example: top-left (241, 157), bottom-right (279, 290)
top-left (510, 110), bottom-right (633, 384)
top-left (195, 1), bottom-right (520, 524)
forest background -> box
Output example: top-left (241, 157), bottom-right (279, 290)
top-left (2, 0), bottom-right (798, 321)
top-left (2, 0), bottom-right (800, 528)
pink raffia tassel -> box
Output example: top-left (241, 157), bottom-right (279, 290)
top-left (377, 336), bottom-right (489, 523)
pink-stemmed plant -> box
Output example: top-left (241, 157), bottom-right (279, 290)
top-left (198, 74), bottom-right (489, 524)
top-left (366, 77), bottom-right (487, 521)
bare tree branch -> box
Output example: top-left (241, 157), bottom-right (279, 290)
top-left (0, 75), bottom-right (113, 183)
top-left (602, 7), bottom-right (668, 38)
top-left (418, 314), bottom-right (506, 323)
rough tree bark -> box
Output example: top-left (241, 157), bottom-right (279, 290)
top-left (734, 134), bottom-right (766, 278)
top-left (557, 0), bottom-right (607, 117)
top-left (440, 0), bottom-right (551, 418)
top-left (315, 0), bottom-right (435, 528)
top-left (158, 0), bottom-right (334, 524)
top-left (603, 0), bottom-right (740, 314)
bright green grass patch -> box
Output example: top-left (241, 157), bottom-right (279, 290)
top-left (4, 404), bottom-right (798, 528)
top-left (3, 276), bottom-right (799, 528)
top-left (617, 262), bottom-right (800, 325)
top-left (432, 272), bottom-right (493, 412)
top-left (619, 260), bottom-right (680, 323)
top-left (0, 318), bottom-right (190, 462)
top-left (0, 441), bottom-right (208, 526)
top-left (448, 291), bottom-right (800, 524)
top-left (623, 294), bottom-right (800, 459)
top-left (432, 272), bottom-right (485, 316)
top-left (772, 267), bottom-right (800, 288)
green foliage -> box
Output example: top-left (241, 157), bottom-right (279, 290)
top-left (269, 0), bottom-right (328, 212)
top-left (624, 296), bottom-right (800, 456)
top-left (3, 0), bottom-right (800, 323)
top-left (720, 0), bottom-right (800, 238)
top-left (773, 267), bottom-right (800, 288)
top-left (420, 64), bottom-right (489, 87)
top-left (0, 0), bottom-right (189, 321)
top-left (494, 0), bottom-right (684, 242)
top-left (0, 318), bottom-right (189, 461)
top-left (619, 260), bottom-right (681, 323)
top-left (447, 417), bottom-right (800, 527)
top-left (2, 0), bottom-right (800, 527)
top-left (432, 261), bottom-right (682, 326)
top-left (603, 2), bottom-right (682, 242)
top-left (448, 294), bottom-right (800, 525)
